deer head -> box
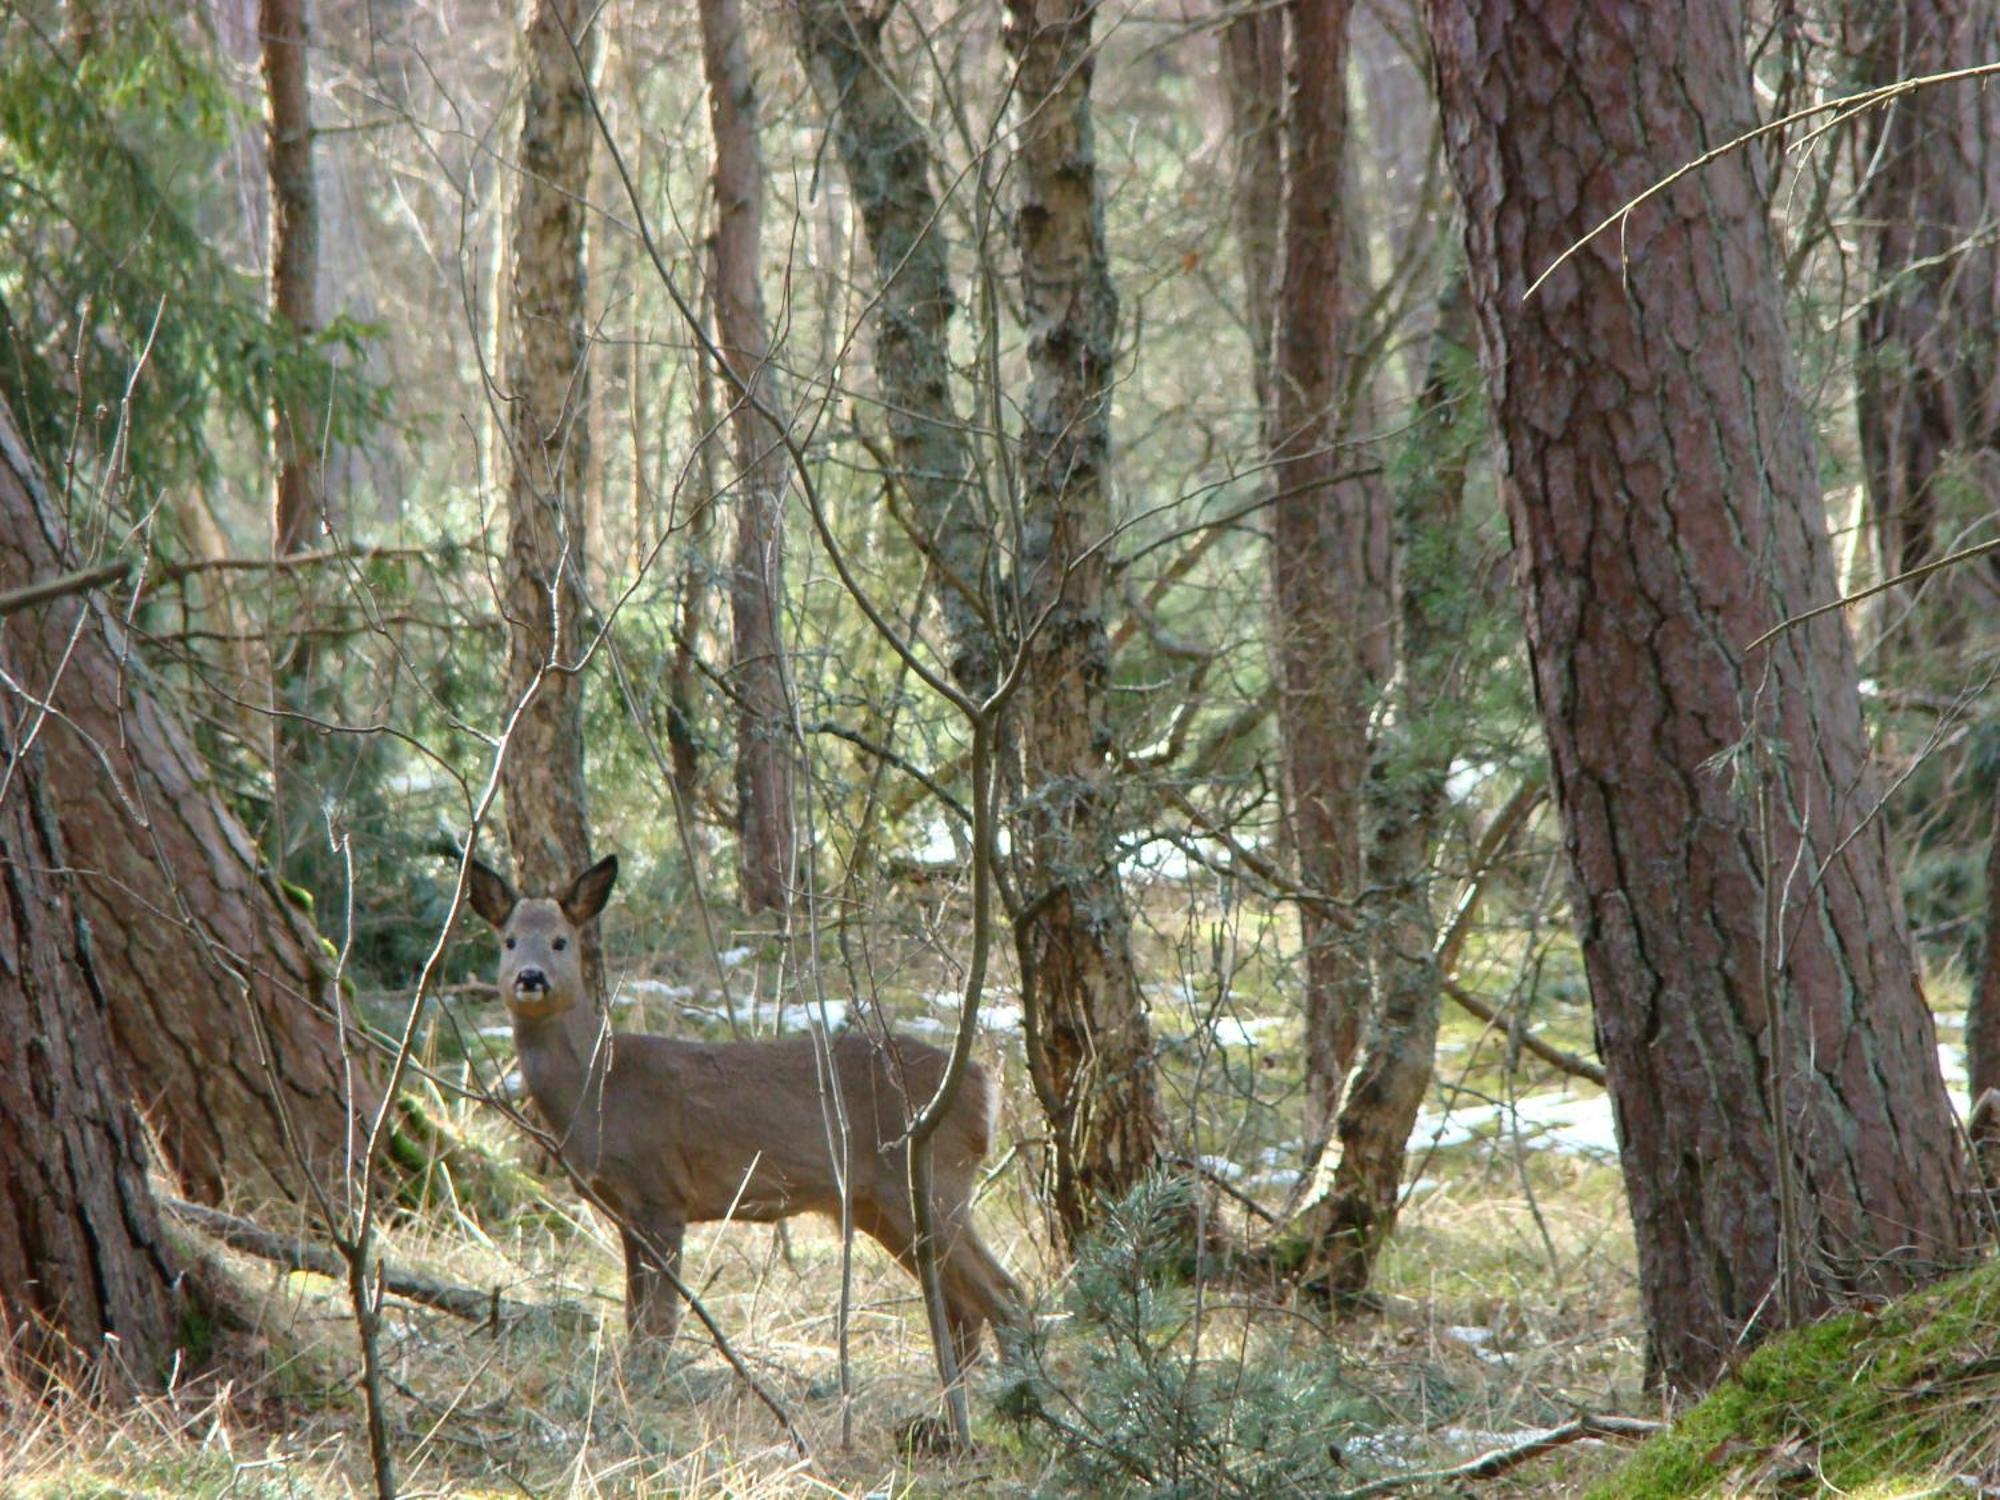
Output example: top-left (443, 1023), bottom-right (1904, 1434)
top-left (467, 854), bottom-right (618, 1022)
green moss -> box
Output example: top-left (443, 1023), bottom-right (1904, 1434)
top-left (1595, 1260), bottom-right (2000, 1498)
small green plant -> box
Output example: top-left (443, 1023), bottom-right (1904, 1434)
top-left (998, 1175), bottom-right (1378, 1496)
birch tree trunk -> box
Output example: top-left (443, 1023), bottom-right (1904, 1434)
top-left (501, 0), bottom-right (600, 940)
top-left (699, 0), bottom-right (795, 918)
top-left (0, 401), bottom-right (376, 1205)
top-left (793, 0), bottom-right (1001, 700)
top-left (1311, 272), bottom-right (1477, 1300)
top-left (1005, 0), bottom-right (1165, 1246)
top-left (1425, 0), bottom-right (1974, 1392)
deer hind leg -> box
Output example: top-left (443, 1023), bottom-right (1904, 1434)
top-left (855, 1198), bottom-right (986, 1379)
top-left (932, 1182), bottom-right (1025, 1365)
top-left (620, 1215), bottom-right (686, 1341)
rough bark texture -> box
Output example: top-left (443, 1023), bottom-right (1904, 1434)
top-left (1425, 0), bottom-right (1973, 1393)
top-left (1312, 271), bottom-right (1475, 1300)
top-left (1852, 0), bottom-right (2000, 617)
top-left (794, 0), bottom-right (1001, 700)
top-left (700, 0), bottom-right (795, 918)
top-left (258, 0), bottom-right (323, 882)
top-left (1268, 0), bottom-right (1394, 1154)
top-left (1004, 0), bottom-right (1165, 1247)
top-left (501, 0), bottom-right (600, 940)
top-left (0, 726), bottom-right (181, 1390)
top-left (0, 402), bottom-right (376, 1205)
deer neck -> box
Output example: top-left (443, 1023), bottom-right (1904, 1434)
top-left (512, 998), bottom-right (609, 1144)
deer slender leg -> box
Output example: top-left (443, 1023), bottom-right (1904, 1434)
top-left (621, 1215), bottom-right (686, 1340)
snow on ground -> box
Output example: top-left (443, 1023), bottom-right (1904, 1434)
top-left (1411, 1090), bottom-right (1620, 1160)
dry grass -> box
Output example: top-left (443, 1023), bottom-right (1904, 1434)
top-left (3, 887), bottom-right (1655, 1497)
top-left (1, 1110), bottom-right (1646, 1497)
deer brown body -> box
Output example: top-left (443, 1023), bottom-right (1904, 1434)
top-left (468, 855), bottom-right (1021, 1365)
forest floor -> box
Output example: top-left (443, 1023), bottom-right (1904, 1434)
top-left (4, 916), bottom-right (1986, 1497)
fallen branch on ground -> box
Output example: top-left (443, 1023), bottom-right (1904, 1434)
top-left (164, 1197), bottom-right (590, 1331)
top-left (1333, 1412), bottom-right (1667, 1498)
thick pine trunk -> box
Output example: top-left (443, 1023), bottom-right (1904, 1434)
top-left (699, 0), bottom-right (795, 919)
top-left (0, 728), bottom-right (181, 1391)
top-left (0, 404), bottom-right (375, 1205)
top-left (501, 0), bottom-right (600, 929)
top-left (1004, 0), bottom-right (1165, 1246)
top-left (1267, 0), bottom-right (1394, 1154)
top-left (1425, 0), bottom-right (1973, 1392)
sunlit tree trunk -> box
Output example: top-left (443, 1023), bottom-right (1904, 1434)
top-left (1267, 0), bottom-right (1394, 1157)
top-left (0, 402), bottom-right (376, 1205)
top-left (1005, 0), bottom-right (1165, 1246)
top-left (259, 0), bottom-right (323, 872)
top-left (501, 0), bottom-right (600, 945)
top-left (1312, 272), bottom-right (1476, 1300)
top-left (699, 0), bottom-right (795, 919)
top-left (0, 725), bottom-right (181, 1392)
top-left (1425, 0), bottom-right (1973, 1393)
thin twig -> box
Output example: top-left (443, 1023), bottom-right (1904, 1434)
top-left (1443, 979), bottom-right (1605, 1088)
top-left (1745, 534), bottom-right (2000, 651)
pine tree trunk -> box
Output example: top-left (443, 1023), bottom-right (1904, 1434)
top-left (501, 0), bottom-right (600, 932)
top-left (1425, 0), bottom-right (1974, 1393)
top-left (0, 727), bottom-right (181, 1391)
top-left (1268, 0), bottom-right (1394, 1155)
top-left (1852, 0), bottom-right (2000, 625)
top-left (699, 0), bottom-right (795, 919)
top-left (0, 403), bottom-right (376, 1205)
top-left (259, 0), bottom-right (324, 873)
top-left (1005, 0), bottom-right (1165, 1246)
top-left (1219, 1), bottom-right (1283, 424)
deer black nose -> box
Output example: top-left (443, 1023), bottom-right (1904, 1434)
top-left (515, 967), bottom-right (548, 993)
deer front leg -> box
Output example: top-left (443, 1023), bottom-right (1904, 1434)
top-left (620, 1215), bottom-right (686, 1340)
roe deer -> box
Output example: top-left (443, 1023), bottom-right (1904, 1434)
top-left (467, 853), bottom-right (1022, 1366)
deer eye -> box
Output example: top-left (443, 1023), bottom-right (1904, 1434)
top-left (552, 937), bottom-right (568, 951)
top-left (504, 936), bottom-right (516, 951)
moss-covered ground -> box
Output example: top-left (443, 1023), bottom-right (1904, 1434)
top-left (1595, 1258), bottom-right (2000, 1498)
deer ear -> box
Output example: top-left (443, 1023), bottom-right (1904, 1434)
top-left (561, 854), bottom-right (619, 926)
top-left (466, 857), bottom-right (519, 929)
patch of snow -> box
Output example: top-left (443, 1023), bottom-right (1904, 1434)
top-left (714, 945), bottom-right (754, 969)
top-left (1412, 1091), bottom-right (1619, 1160)
top-left (1197, 1153), bottom-right (1245, 1182)
top-left (1208, 1015), bottom-right (1284, 1048)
